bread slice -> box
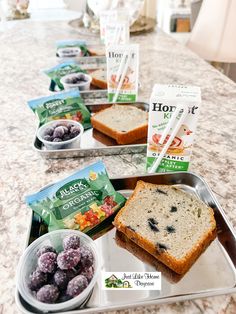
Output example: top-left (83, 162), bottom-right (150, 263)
top-left (114, 181), bottom-right (217, 274)
top-left (91, 105), bottom-right (148, 145)
top-left (88, 47), bottom-right (105, 56)
top-left (115, 230), bottom-right (183, 283)
top-left (91, 69), bottom-right (107, 89)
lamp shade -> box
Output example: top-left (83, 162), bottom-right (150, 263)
top-left (187, 0), bottom-right (236, 62)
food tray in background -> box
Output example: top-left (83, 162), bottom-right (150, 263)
top-left (16, 172), bottom-right (236, 313)
top-left (50, 55), bottom-right (107, 93)
top-left (56, 45), bottom-right (106, 65)
top-left (33, 102), bottom-right (149, 159)
top-left (80, 90), bottom-right (108, 105)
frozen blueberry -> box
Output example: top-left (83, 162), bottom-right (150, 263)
top-left (62, 134), bottom-right (71, 141)
top-left (57, 249), bottom-right (80, 270)
top-left (53, 126), bottom-right (65, 139)
top-left (28, 268), bottom-right (47, 291)
top-left (66, 76), bottom-right (77, 84)
top-left (67, 123), bottom-right (73, 131)
top-left (36, 284), bottom-right (59, 303)
top-left (43, 135), bottom-right (53, 142)
top-left (62, 126), bottom-right (68, 134)
top-left (65, 268), bottom-right (78, 280)
top-left (53, 137), bottom-right (62, 142)
top-left (38, 252), bottom-right (57, 273)
top-left (37, 246), bottom-right (56, 258)
top-left (80, 246), bottom-right (93, 268)
top-left (63, 235), bottom-right (80, 251)
top-left (57, 292), bottom-right (72, 303)
top-left (77, 74), bottom-right (87, 83)
top-left (80, 267), bottom-right (94, 282)
top-left (44, 127), bottom-right (54, 136)
top-left (66, 275), bottom-right (88, 297)
top-left (70, 125), bottom-right (80, 138)
top-left (66, 269), bottom-right (78, 280)
top-left (53, 270), bottom-right (68, 290)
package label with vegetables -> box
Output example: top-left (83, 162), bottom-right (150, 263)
top-left (25, 161), bottom-right (126, 233)
top-left (28, 90), bottom-right (91, 129)
top-left (44, 61), bottom-right (85, 91)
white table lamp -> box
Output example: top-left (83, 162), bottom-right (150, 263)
top-left (187, 0), bottom-right (236, 63)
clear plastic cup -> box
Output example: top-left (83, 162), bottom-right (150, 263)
top-left (16, 229), bottom-right (100, 313)
top-left (37, 119), bottom-right (84, 150)
top-left (60, 73), bottom-right (92, 91)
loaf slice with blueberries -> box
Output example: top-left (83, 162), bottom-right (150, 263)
top-left (91, 105), bottom-right (148, 145)
top-left (114, 181), bottom-right (217, 274)
top-left (91, 69), bottom-right (107, 90)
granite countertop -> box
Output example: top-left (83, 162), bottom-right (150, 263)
top-left (0, 19), bottom-right (236, 314)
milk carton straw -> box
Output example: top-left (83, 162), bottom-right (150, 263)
top-left (146, 84), bottom-right (201, 173)
top-left (106, 44), bottom-right (139, 103)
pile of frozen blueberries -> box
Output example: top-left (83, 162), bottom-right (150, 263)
top-left (65, 74), bottom-right (88, 85)
top-left (28, 235), bottom-right (94, 303)
top-left (43, 122), bottom-right (81, 143)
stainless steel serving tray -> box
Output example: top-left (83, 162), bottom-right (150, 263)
top-left (57, 56), bottom-right (106, 70)
top-left (80, 90), bottom-right (108, 105)
top-left (16, 172), bottom-right (236, 314)
top-left (33, 102), bottom-right (148, 158)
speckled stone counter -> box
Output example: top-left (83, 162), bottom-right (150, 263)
top-left (0, 19), bottom-right (236, 314)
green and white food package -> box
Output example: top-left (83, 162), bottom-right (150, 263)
top-left (106, 44), bottom-right (139, 102)
top-left (25, 161), bottom-right (126, 234)
top-left (44, 61), bottom-right (85, 91)
top-left (147, 84), bottom-right (201, 173)
top-left (28, 90), bottom-right (91, 129)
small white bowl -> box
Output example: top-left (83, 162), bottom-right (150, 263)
top-left (57, 47), bottom-right (82, 58)
top-left (60, 73), bottom-right (92, 91)
top-left (37, 119), bottom-right (84, 150)
top-left (17, 230), bottom-right (100, 313)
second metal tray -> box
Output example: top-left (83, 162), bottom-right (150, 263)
top-left (16, 172), bottom-right (236, 313)
top-left (33, 102), bottom-right (148, 158)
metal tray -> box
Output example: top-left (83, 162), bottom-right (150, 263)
top-left (16, 172), bottom-right (236, 313)
top-left (33, 102), bottom-right (148, 158)
top-left (80, 90), bottom-right (108, 105)
top-left (57, 56), bottom-right (106, 69)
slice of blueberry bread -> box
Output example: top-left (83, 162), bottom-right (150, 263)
top-left (114, 181), bottom-right (216, 274)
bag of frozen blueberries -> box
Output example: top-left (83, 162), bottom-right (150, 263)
top-left (56, 39), bottom-right (88, 59)
top-left (28, 90), bottom-right (91, 129)
top-left (44, 61), bottom-right (85, 91)
top-left (25, 161), bottom-right (126, 236)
